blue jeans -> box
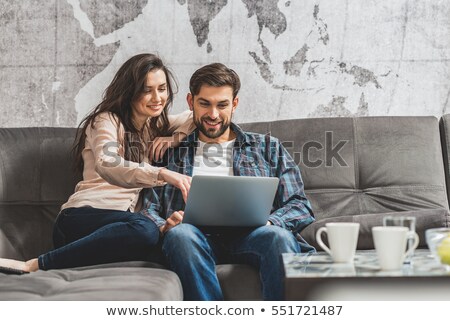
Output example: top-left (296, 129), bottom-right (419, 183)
top-left (38, 207), bottom-right (161, 270)
top-left (161, 224), bottom-right (300, 300)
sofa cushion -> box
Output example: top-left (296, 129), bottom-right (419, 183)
top-left (300, 208), bottom-right (449, 250)
top-left (0, 261), bottom-right (182, 300)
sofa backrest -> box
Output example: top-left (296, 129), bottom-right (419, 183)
top-left (1, 116), bottom-right (450, 258)
top-left (241, 116), bottom-right (449, 216)
top-left (240, 116), bottom-right (450, 248)
top-left (0, 128), bottom-right (81, 259)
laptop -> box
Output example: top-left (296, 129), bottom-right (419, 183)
top-left (182, 175), bottom-right (279, 228)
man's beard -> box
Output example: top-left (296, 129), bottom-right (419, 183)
top-left (194, 115), bottom-right (231, 139)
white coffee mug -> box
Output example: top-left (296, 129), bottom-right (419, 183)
top-left (372, 226), bottom-right (419, 271)
top-left (316, 222), bottom-right (360, 263)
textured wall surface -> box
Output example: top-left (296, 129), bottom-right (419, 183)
top-left (0, 0), bottom-right (449, 127)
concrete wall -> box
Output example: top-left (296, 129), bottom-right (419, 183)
top-left (0, 0), bottom-right (449, 127)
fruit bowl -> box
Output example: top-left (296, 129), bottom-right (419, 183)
top-left (425, 228), bottom-right (450, 266)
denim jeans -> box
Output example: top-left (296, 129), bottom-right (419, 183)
top-left (38, 207), bottom-right (161, 270)
top-left (161, 223), bottom-right (300, 300)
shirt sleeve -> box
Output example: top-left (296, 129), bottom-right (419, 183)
top-left (167, 110), bottom-right (196, 135)
top-left (267, 140), bottom-right (315, 232)
top-left (88, 113), bottom-right (166, 188)
top-left (140, 187), bottom-right (166, 228)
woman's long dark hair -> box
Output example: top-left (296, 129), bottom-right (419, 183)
top-left (73, 53), bottom-right (177, 173)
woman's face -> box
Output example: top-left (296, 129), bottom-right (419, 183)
top-left (132, 68), bottom-right (168, 128)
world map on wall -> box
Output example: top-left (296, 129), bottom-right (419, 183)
top-left (76, 0), bottom-right (389, 119)
top-left (2, 0), bottom-right (447, 127)
top-left (177, 0), bottom-right (383, 109)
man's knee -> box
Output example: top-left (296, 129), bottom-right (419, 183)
top-left (257, 225), bottom-right (299, 252)
top-left (162, 224), bottom-right (206, 254)
top-left (164, 223), bottom-right (202, 241)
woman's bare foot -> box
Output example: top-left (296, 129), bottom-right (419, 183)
top-left (0, 258), bottom-right (39, 272)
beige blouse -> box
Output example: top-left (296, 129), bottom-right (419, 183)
top-left (61, 110), bottom-right (195, 212)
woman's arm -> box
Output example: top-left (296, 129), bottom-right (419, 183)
top-left (150, 110), bottom-right (195, 161)
top-left (167, 110), bottom-right (195, 135)
top-left (89, 113), bottom-right (166, 188)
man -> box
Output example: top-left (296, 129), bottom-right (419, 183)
top-left (142, 63), bottom-right (315, 300)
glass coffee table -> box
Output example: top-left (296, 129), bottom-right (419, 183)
top-left (283, 249), bottom-right (450, 300)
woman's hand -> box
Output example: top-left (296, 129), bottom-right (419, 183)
top-left (150, 132), bottom-right (187, 162)
top-left (157, 168), bottom-right (191, 202)
top-left (159, 211), bottom-right (184, 234)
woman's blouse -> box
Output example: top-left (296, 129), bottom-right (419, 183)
top-left (60, 110), bottom-right (194, 212)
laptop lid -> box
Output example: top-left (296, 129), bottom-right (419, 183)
top-left (183, 175), bottom-right (279, 227)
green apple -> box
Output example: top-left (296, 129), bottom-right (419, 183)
top-left (437, 235), bottom-right (450, 265)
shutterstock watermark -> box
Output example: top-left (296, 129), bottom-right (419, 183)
top-left (282, 131), bottom-right (349, 168)
top-left (100, 131), bottom-right (349, 169)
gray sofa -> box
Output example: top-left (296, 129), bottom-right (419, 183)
top-left (1, 115), bottom-right (449, 300)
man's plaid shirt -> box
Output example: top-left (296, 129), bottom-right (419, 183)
top-left (140, 123), bottom-right (315, 251)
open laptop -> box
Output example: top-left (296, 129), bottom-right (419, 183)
top-left (183, 175), bottom-right (279, 229)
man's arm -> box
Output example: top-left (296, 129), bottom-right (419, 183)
top-left (140, 187), bottom-right (185, 234)
top-left (140, 187), bottom-right (166, 229)
top-left (267, 140), bottom-right (315, 232)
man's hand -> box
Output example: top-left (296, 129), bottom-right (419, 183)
top-left (160, 211), bottom-right (184, 234)
top-left (157, 168), bottom-right (191, 202)
top-left (150, 133), bottom-right (187, 162)
top-left (266, 221), bottom-right (272, 226)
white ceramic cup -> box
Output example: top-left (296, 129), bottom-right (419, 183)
top-left (316, 222), bottom-right (360, 263)
top-left (372, 226), bottom-right (420, 271)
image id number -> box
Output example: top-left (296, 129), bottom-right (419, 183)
top-left (271, 305), bottom-right (342, 316)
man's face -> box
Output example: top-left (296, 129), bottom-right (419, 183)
top-left (187, 85), bottom-right (238, 142)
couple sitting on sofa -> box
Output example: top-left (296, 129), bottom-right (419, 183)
top-left (0, 53), bottom-right (315, 300)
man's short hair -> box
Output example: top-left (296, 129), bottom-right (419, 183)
top-left (189, 63), bottom-right (241, 99)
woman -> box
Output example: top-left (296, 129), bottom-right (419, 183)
top-left (0, 53), bottom-right (190, 273)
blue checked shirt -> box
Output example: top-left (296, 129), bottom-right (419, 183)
top-left (140, 123), bottom-right (315, 251)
